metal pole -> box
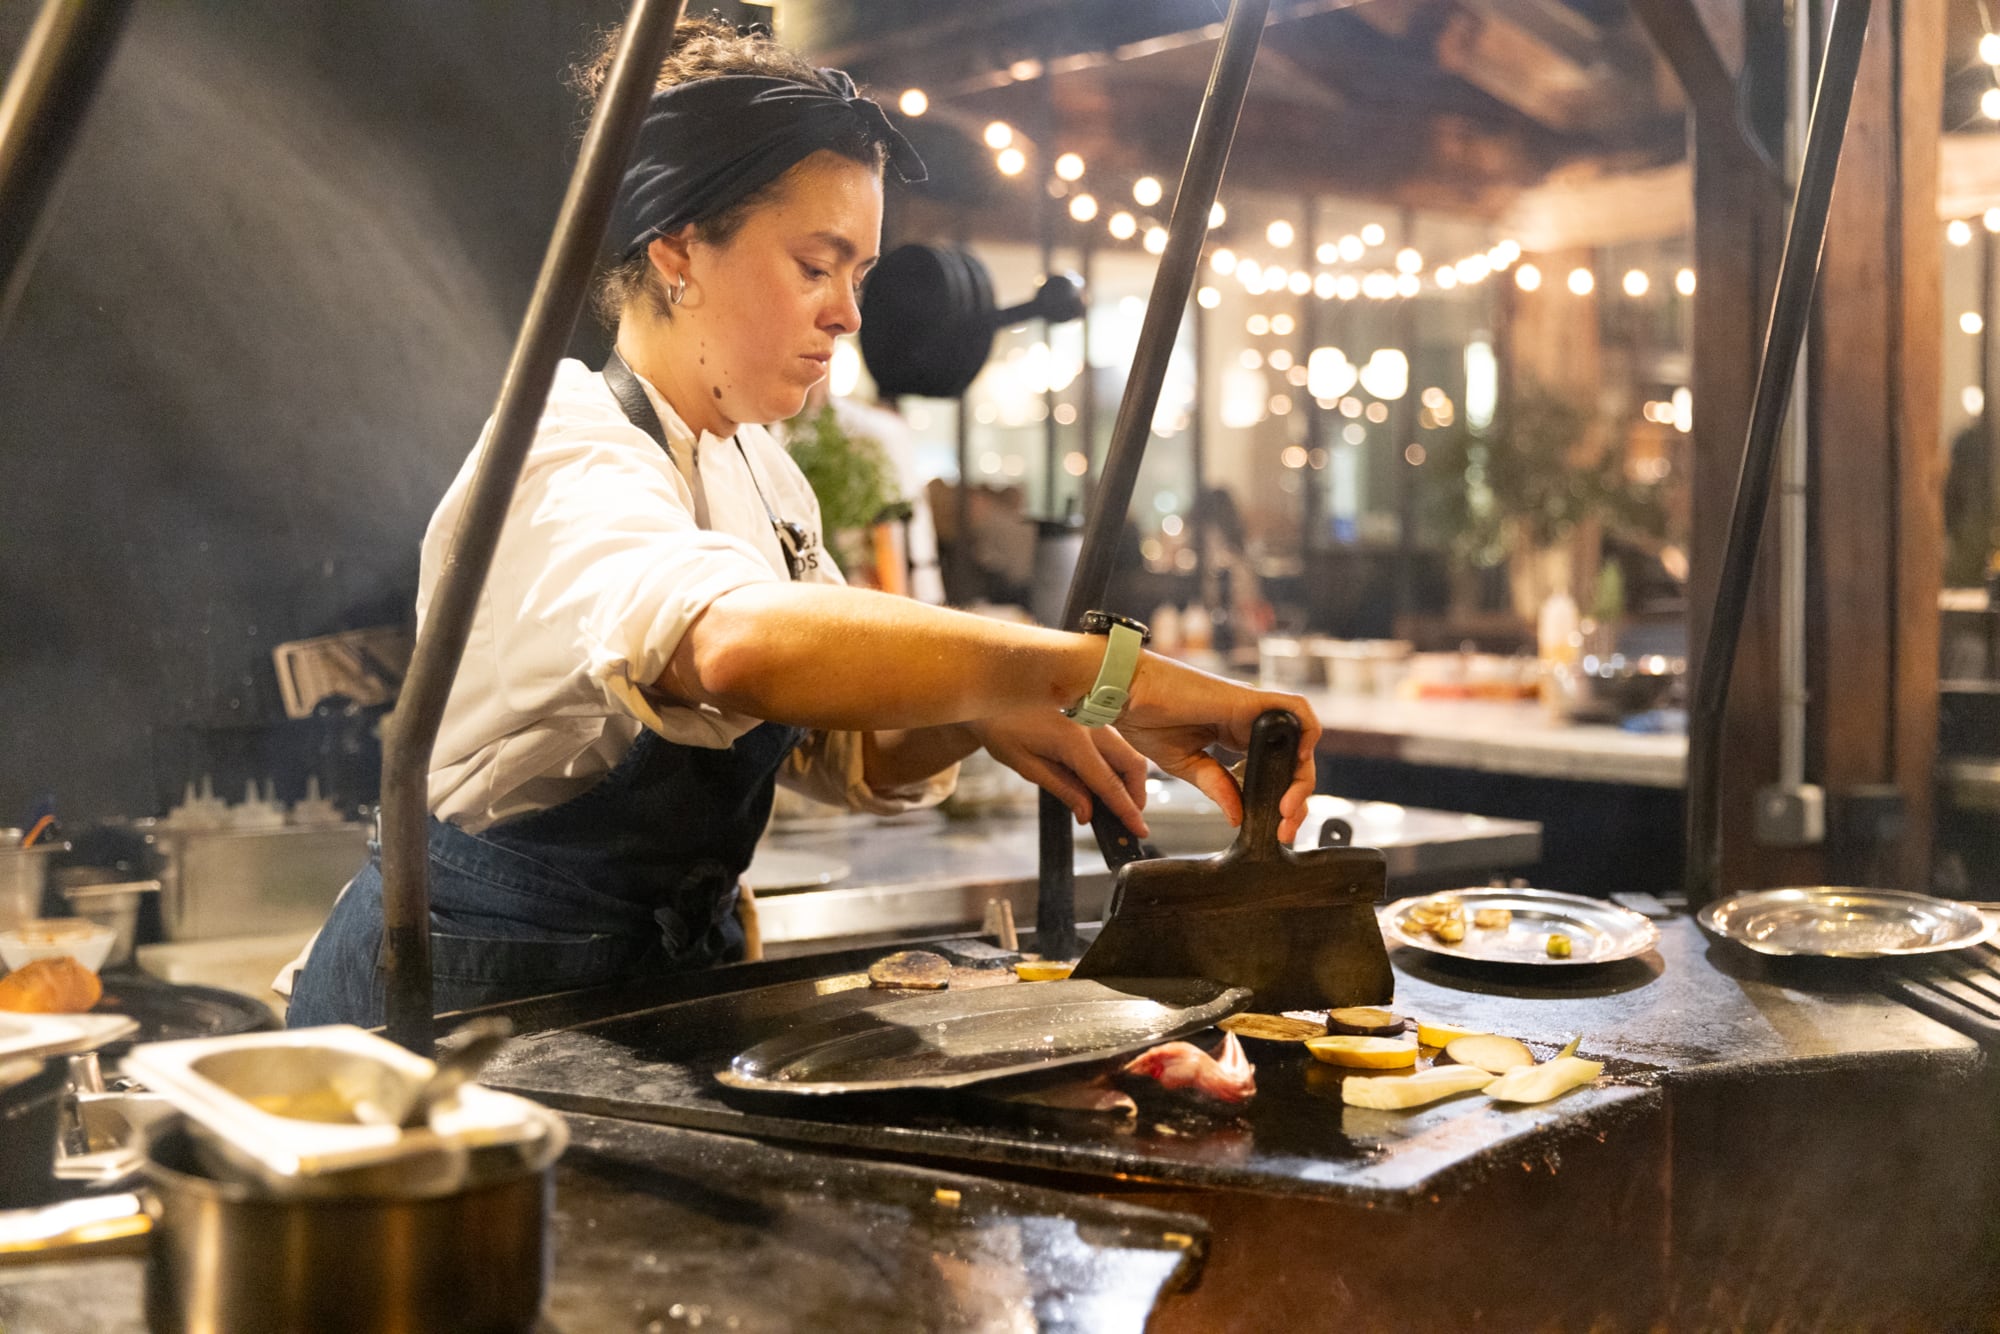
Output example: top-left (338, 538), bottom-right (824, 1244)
top-left (0, 0), bottom-right (134, 335)
top-left (1776, 0), bottom-right (1815, 793)
top-left (379, 0), bottom-right (688, 1052)
top-left (1684, 0), bottom-right (1871, 907)
top-left (1035, 0), bottom-right (1270, 959)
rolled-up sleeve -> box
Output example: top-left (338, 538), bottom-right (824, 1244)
top-left (780, 728), bottom-right (958, 815)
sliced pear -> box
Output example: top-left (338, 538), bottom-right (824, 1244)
top-left (1485, 1056), bottom-right (1603, 1104)
top-left (1443, 1033), bottom-right (1537, 1073)
top-left (1342, 1064), bottom-right (1495, 1109)
top-left (1305, 1035), bottom-right (1420, 1069)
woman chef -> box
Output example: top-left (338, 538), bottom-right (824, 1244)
top-left (285, 19), bottom-right (1321, 1027)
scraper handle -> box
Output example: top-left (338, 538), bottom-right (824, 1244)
top-left (1234, 709), bottom-right (1301, 861)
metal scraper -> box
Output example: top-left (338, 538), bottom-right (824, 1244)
top-left (1071, 709), bottom-right (1394, 1012)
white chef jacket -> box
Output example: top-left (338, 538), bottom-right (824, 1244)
top-left (421, 357), bottom-right (956, 832)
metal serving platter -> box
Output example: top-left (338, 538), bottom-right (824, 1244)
top-left (1697, 887), bottom-right (1997, 959)
top-left (715, 976), bottom-right (1250, 1095)
top-left (1380, 888), bottom-right (1661, 966)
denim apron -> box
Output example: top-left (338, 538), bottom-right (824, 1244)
top-left (287, 356), bottom-right (806, 1027)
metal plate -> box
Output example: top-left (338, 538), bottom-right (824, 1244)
top-left (1380, 888), bottom-right (1661, 966)
top-left (743, 849), bottom-right (851, 893)
top-left (716, 977), bottom-right (1250, 1095)
top-left (1697, 887), bottom-right (1997, 959)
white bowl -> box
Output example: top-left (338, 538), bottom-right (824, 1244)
top-left (0, 918), bottom-right (118, 973)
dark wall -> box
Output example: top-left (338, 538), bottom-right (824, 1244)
top-left (0, 0), bottom-right (627, 824)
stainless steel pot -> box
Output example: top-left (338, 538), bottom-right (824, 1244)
top-left (140, 1113), bottom-right (564, 1334)
top-left (0, 840), bottom-right (60, 931)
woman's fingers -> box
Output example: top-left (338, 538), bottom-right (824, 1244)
top-left (1070, 734), bottom-right (1149, 835)
top-left (1168, 751), bottom-right (1245, 827)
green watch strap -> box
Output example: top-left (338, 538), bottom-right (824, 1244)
top-left (1064, 622), bottom-right (1145, 727)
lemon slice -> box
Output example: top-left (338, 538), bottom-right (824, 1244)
top-left (1305, 1035), bottom-right (1419, 1068)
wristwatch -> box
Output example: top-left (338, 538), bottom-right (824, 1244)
top-left (1064, 612), bottom-right (1151, 727)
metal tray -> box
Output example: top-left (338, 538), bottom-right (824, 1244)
top-left (1379, 888), bottom-right (1661, 966)
top-left (715, 977), bottom-right (1250, 1095)
top-left (1697, 887), bottom-right (1996, 959)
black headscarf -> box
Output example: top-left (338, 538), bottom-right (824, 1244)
top-left (610, 69), bottom-right (926, 262)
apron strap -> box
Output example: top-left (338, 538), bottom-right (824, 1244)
top-left (604, 350), bottom-right (710, 530)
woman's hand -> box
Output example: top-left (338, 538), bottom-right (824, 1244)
top-left (967, 711), bottom-right (1152, 835)
top-left (1114, 656), bottom-right (1320, 844)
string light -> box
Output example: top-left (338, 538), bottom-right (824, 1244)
top-left (1515, 263), bottom-right (1543, 291)
top-left (1145, 226), bottom-right (1169, 254)
top-left (1949, 219), bottom-right (1974, 247)
top-left (1068, 192), bottom-right (1097, 222)
top-left (1568, 267), bottom-right (1596, 296)
top-left (1108, 210), bottom-right (1136, 239)
top-left (1210, 247), bottom-right (1236, 274)
top-left (1964, 312), bottom-right (1986, 336)
top-left (1338, 234), bottom-right (1364, 262)
top-left (897, 89), bottom-right (928, 116)
top-left (1247, 314), bottom-right (1270, 335)
top-left (1054, 152), bottom-right (1085, 182)
top-left (1983, 31), bottom-right (2000, 64)
top-left (996, 147), bottom-right (1026, 176)
top-left (1623, 270), bottom-right (1650, 297)
top-left (1985, 87), bottom-right (2000, 121)
top-left (1676, 268), bottom-right (1697, 295)
top-left (1313, 272), bottom-right (1337, 299)
top-left (1288, 270), bottom-right (1312, 295)
top-left (984, 121), bottom-right (1013, 149)
top-left (1987, 207), bottom-right (2000, 233)
top-left (1271, 313), bottom-right (1295, 336)
top-left (1267, 220), bottom-right (1295, 248)
top-left (1395, 247), bottom-right (1423, 274)
top-left (1316, 242), bottom-right (1338, 264)
top-left (1197, 286), bottom-right (1221, 309)
top-left (1133, 176), bottom-right (1163, 207)
top-left (1360, 223), bottom-right (1386, 246)
top-left (1209, 202), bottom-right (1226, 228)
top-left (1435, 266), bottom-right (1459, 290)
top-left (1395, 273), bottom-right (1420, 297)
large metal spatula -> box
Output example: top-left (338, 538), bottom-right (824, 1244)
top-left (1072, 709), bottom-right (1393, 1012)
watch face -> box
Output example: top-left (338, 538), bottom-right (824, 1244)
top-left (1081, 610), bottom-right (1151, 643)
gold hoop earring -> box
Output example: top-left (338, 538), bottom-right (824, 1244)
top-left (668, 277), bottom-right (687, 307)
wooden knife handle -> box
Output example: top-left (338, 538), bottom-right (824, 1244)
top-left (1234, 709), bottom-right (1300, 859)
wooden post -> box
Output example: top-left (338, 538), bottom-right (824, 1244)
top-left (1638, 0), bottom-right (1944, 892)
